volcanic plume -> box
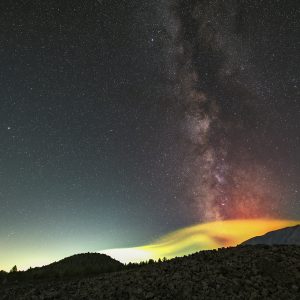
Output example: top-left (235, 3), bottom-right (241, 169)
top-left (102, 219), bottom-right (300, 263)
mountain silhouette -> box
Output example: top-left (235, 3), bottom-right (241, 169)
top-left (2, 245), bottom-right (300, 299)
top-left (13, 253), bottom-right (124, 281)
top-left (242, 225), bottom-right (300, 245)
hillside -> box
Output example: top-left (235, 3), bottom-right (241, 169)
top-left (2, 253), bottom-right (124, 282)
top-left (242, 225), bottom-right (300, 245)
top-left (1, 245), bottom-right (300, 299)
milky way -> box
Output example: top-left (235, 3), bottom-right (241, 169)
top-left (0, 0), bottom-right (298, 271)
top-left (166, 0), bottom-right (298, 221)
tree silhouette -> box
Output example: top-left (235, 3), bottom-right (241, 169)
top-left (10, 265), bottom-right (17, 273)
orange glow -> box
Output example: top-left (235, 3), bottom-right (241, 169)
top-left (101, 219), bottom-right (300, 263)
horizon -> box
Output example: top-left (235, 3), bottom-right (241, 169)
top-left (2, 218), bottom-right (300, 272)
top-left (1, 1), bottom-right (299, 274)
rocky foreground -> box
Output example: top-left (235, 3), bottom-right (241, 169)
top-left (2, 245), bottom-right (300, 300)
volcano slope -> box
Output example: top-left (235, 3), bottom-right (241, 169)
top-left (1, 245), bottom-right (300, 299)
top-left (242, 225), bottom-right (300, 246)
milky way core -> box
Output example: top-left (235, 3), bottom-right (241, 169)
top-left (167, 0), bottom-right (289, 221)
top-left (0, 0), bottom-right (298, 273)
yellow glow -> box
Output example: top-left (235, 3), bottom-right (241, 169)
top-left (101, 219), bottom-right (300, 263)
top-left (101, 248), bottom-right (153, 263)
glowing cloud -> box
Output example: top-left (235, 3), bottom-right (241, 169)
top-left (101, 219), bottom-right (300, 263)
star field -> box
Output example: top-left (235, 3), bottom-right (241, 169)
top-left (0, 0), bottom-right (299, 270)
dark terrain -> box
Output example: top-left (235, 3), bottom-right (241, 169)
top-left (243, 225), bottom-right (300, 246)
top-left (0, 253), bottom-right (123, 284)
top-left (1, 245), bottom-right (300, 299)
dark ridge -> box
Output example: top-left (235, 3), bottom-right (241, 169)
top-left (1, 245), bottom-right (300, 299)
top-left (242, 224), bottom-right (300, 245)
top-left (1, 253), bottom-right (124, 283)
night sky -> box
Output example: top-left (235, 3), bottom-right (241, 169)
top-left (1, 0), bottom-right (299, 270)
